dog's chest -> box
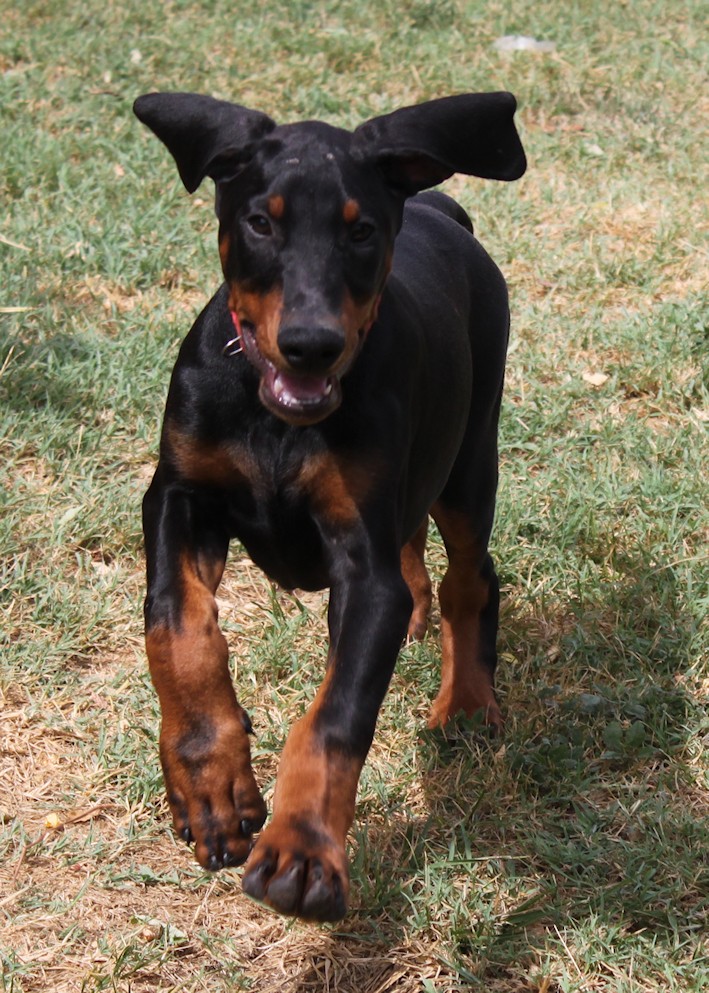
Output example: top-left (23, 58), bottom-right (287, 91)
top-left (169, 431), bottom-right (378, 589)
top-left (224, 447), bottom-right (368, 591)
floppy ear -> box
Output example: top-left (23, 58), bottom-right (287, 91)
top-left (133, 92), bottom-right (277, 193)
top-left (350, 92), bottom-right (526, 194)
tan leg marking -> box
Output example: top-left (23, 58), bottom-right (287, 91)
top-left (400, 518), bottom-right (432, 641)
top-left (242, 666), bottom-right (362, 920)
top-left (146, 555), bottom-right (265, 868)
top-left (429, 505), bottom-right (501, 730)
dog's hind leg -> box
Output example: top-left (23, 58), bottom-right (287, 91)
top-left (428, 504), bottom-right (501, 731)
top-left (401, 518), bottom-right (432, 641)
top-left (428, 385), bottom-right (505, 732)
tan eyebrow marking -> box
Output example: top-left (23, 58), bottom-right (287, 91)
top-left (343, 198), bottom-right (360, 224)
top-left (267, 195), bottom-right (285, 219)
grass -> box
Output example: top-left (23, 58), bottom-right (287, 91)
top-left (1, 0), bottom-right (707, 989)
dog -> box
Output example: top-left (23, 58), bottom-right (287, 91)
top-left (133, 89), bottom-right (526, 921)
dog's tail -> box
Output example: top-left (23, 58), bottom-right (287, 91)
top-left (413, 189), bottom-right (474, 236)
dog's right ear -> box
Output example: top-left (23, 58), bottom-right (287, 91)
top-left (133, 92), bottom-right (276, 193)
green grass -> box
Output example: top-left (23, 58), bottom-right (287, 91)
top-left (1, 0), bottom-right (707, 990)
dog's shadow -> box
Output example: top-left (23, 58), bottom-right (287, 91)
top-left (287, 555), bottom-right (703, 988)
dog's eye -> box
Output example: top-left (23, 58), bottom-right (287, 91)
top-left (350, 222), bottom-right (375, 243)
top-left (247, 214), bottom-right (273, 237)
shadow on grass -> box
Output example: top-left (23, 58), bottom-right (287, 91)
top-left (290, 560), bottom-right (707, 989)
top-left (405, 562), bottom-right (706, 976)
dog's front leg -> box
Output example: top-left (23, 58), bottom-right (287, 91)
top-left (143, 469), bottom-right (267, 870)
top-left (242, 524), bottom-right (412, 922)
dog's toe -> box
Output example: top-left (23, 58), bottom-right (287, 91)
top-left (242, 824), bottom-right (349, 922)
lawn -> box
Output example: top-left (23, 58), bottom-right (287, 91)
top-left (1, 1), bottom-right (707, 990)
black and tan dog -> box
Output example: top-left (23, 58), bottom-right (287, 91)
top-left (133, 90), bottom-right (526, 921)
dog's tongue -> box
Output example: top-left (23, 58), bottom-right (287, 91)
top-left (272, 371), bottom-right (332, 406)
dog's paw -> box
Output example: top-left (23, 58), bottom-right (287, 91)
top-left (170, 784), bottom-right (267, 871)
top-left (427, 691), bottom-right (503, 735)
top-left (405, 607), bottom-right (429, 642)
top-left (242, 820), bottom-right (349, 922)
top-left (160, 712), bottom-right (267, 870)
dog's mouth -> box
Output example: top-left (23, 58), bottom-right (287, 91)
top-left (238, 319), bottom-right (343, 425)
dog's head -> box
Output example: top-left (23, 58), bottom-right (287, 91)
top-left (134, 92), bottom-right (525, 425)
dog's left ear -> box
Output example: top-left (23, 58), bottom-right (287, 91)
top-left (351, 92), bottom-right (526, 194)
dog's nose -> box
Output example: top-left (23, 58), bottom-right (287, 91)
top-left (278, 325), bottom-right (345, 373)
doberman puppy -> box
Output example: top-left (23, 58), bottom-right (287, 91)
top-left (133, 90), bottom-right (526, 922)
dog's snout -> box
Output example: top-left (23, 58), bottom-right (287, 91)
top-left (278, 324), bottom-right (345, 373)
